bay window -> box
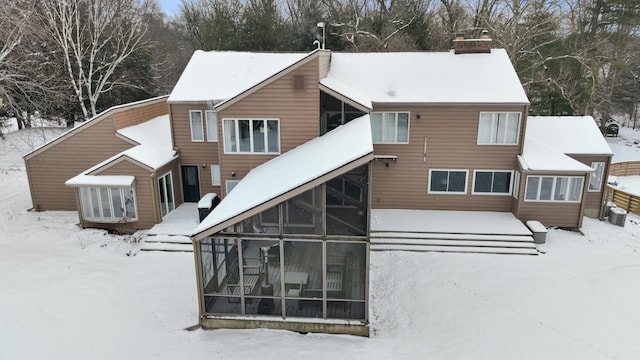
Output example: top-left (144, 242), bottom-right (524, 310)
top-left (525, 176), bottom-right (584, 202)
top-left (80, 186), bottom-right (138, 222)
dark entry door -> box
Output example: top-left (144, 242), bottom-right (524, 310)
top-left (181, 165), bottom-right (200, 202)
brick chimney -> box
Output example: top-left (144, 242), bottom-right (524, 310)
top-left (453, 30), bottom-right (492, 54)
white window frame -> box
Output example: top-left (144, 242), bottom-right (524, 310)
top-left (222, 118), bottom-right (280, 154)
top-left (226, 180), bottom-right (240, 194)
top-left (472, 170), bottom-right (513, 195)
top-left (588, 162), bottom-right (605, 192)
top-left (206, 110), bottom-right (218, 142)
top-left (428, 169), bottom-right (469, 194)
top-left (477, 112), bottom-right (521, 145)
top-left (370, 112), bottom-right (410, 144)
top-left (190, 110), bottom-right (204, 142)
top-left (513, 171), bottom-right (521, 199)
top-left (158, 171), bottom-right (175, 218)
top-left (211, 165), bottom-right (221, 186)
top-left (79, 186), bottom-right (139, 222)
top-left (524, 175), bottom-right (584, 202)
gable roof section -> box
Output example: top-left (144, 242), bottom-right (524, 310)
top-left (65, 115), bottom-right (177, 186)
top-left (192, 115), bottom-right (374, 240)
top-left (321, 49), bottom-right (529, 106)
top-left (23, 95), bottom-right (168, 160)
top-left (520, 116), bottom-right (612, 172)
top-left (167, 50), bottom-right (316, 105)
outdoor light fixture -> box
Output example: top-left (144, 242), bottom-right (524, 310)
top-left (231, 172), bottom-right (236, 178)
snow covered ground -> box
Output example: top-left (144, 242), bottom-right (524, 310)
top-left (2, 126), bottom-right (640, 359)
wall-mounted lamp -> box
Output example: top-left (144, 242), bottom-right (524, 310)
top-left (231, 172), bottom-right (236, 178)
top-left (201, 163), bottom-right (206, 168)
top-left (416, 114), bottom-right (421, 119)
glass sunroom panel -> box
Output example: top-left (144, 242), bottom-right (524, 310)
top-left (284, 188), bottom-right (322, 235)
top-left (111, 188), bottom-right (124, 218)
top-left (326, 242), bottom-right (366, 300)
top-left (80, 187), bottom-right (92, 219)
top-left (326, 165), bottom-right (368, 236)
top-left (124, 189), bottom-right (136, 219)
top-left (285, 240), bottom-right (323, 318)
top-left (540, 177), bottom-right (554, 200)
top-left (569, 178), bottom-right (584, 201)
top-left (100, 188), bottom-right (112, 219)
top-left (243, 239), bottom-right (280, 316)
top-left (525, 177), bottom-right (539, 200)
top-left (90, 187), bottom-right (100, 219)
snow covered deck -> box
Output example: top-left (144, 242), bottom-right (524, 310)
top-left (148, 203), bottom-right (199, 236)
top-left (371, 209), bottom-right (532, 235)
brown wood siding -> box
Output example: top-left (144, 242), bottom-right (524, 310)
top-left (370, 105), bottom-right (527, 211)
top-left (217, 58), bottom-right (320, 197)
top-left (114, 100), bottom-right (169, 130)
top-left (569, 154), bottom-right (612, 217)
top-left (170, 103), bottom-right (222, 199)
top-left (516, 201), bottom-right (582, 228)
top-left (92, 159), bottom-right (157, 230)
top-left (25, 117), bottom-right (133, 211)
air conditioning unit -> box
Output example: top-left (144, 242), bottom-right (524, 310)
top-left (604, 202), bottom-right (617, 218)
top-left (609, 207), bottom-right (627, 227)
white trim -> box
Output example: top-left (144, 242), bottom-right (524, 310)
top-left (513, 171), bottom-right (521, 199)
top-left (79, 186), bottom-right (139, 223)
top-left (190, 110), bottom-right (204, 142)
top-left (477, 112), bottom-right (521, 145)
top-left (428, 169), bottom-right (468, 195)
top-left (524, 175), bottom-right (584, 202)
top-left (222, 118), bottom-right (281, 154)
top-left (588, 161), bottom-right (605, 192)
top-left (158, 171), bottom-right (175, 218)
top-left (471, 170), bottom-right (513, 196)
top-left (211, 165), bottom-right (221, 186)
top-left (370, 112), bottom-right (410, 144)
top-left (206, 110), bottom-right (218, 142)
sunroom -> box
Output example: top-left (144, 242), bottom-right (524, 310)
top-left (191, 115), bottom-right (373, 336)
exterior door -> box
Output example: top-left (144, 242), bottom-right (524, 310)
top-left (181, 165), bottom-right (200, 202)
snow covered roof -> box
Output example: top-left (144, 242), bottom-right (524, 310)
top-left (526, 116), bottom-right (613, 156)
top-left (520, 116), bottom-right (612, 172)
top-left (65, 175), bottom-right (134, 187)
top-left (321, 49), bottom-right (530, 106)
top-left (65, 115), bottom-right (177, 186)
top-left (167, 50), bottom-right (313, 104)
top-left (23, 96), bottom-right (168, 160)
top-left (192, 115), bottom-right (374, 239)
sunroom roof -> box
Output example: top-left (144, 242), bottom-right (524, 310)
top-left (192, 115), bottom-right (374, 240)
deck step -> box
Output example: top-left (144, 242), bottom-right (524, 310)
top-left (140, 242), bottom-right (194, 252)
top-left (371, 232), bottom-right (533, 242)
top-left (140, 234), bottom-right (193, 252)
top-left (370, 231), bottom-right (538, 255)
top-left (371, 244), bottom-right (538, 255)
top-left (144, 234), bottom-right (191, 244)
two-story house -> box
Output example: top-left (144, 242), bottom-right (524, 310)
top-left (23, 34), bottom-right (612, 336)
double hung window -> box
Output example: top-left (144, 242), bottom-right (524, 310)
top-left (477, 112), bottom-right (521, 145)
top-left (371, 112), bottom-right (409, 143)
top-left (190, 110), bottom-right (204, 141)
top-left (223, 119), bottom-right (280, 153)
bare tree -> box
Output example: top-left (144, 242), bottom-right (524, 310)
top-left (40, 0), bottom-right (153, 119)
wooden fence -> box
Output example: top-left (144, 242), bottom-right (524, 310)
top-left (609, 161), bottom-right (640, 176)
top-left (606, 161), bottom-right (640, 215)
